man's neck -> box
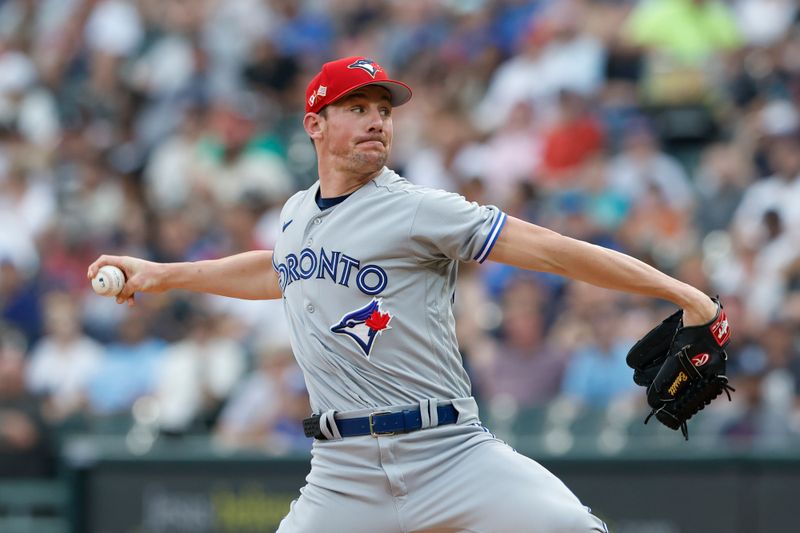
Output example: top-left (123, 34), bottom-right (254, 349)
top-left (318, 166), bottom-right (384, 198)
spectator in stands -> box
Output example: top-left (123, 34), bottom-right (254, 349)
top-left (533, 1), bottom-right (605, 103)
top-left (559, 299), bottom-right (639, 408)
top-left (569, 156), bottom-right (630, 238)
top-left (732, 133), bottom-right (800, 248)
top-left (540, 90), bottom-right (604, 184)
top-left (538, 159), bottom-right (629, 247)
top-left (623, 0), bottom-right (741, 103)
top-left (265, 365), bottom-right (313, 454)
top-left (0, 161), bottom-right (56, 246)
top-left (154, 308), bottom-right (246, 435)
top-left (151, 210), bottom-right (202, 264)
top-left (608, 117), bottom-right (695, 212)
top-left (243, 37), bottom-right (302, 106)
top-left (733, 0), bottom-right (798, 48)
top-left (87, 307), bottom-right (165, 416)
top-left (403, 108), bottom-right (478, 192)
top-left (747, 210), bottom-right (800, 322)
top-left (0, 257), bottom-right (42, 345)
top-left (26, 292), bottom-right (103, 423)
top-left (473, 15), bottom-right (553, 133)
top-left (55, 154), bottom-right (125, 250)
top-left (713, 138), bottom-right (800, 321)
top-left (785, 258), bottom-right (800, 326)
top-left (194, 102), bottom-right (293, 207)
top-left (694, 141), bottom-right (751, 234)
top-left (215, 341), bottom-right (310, 455)
top-left (472, 276), bottom-right (567, 409)
top-left (607, 118), bottom-right (698, 266)
top-left (475, 1), bottom-right (604, 131)
top-left (0, 0), bottom-right (798, 454)
top-left (0, 45), bottom-right (61, 147)
top-left (143, 107), bottom-right (209, 213)
top-left (759, 319), bottom-right (800, 417)
top-left (84, 0), bottom-right (144, 104)
top-left (0, 324), bottom-right (52, 477)
top-left (718, 339), bottom-right (795, 447)
top-left (625, 0), bottom-right (741, 65)
top-left (468, 100), bottom-right (543, 206)
top-left (0, 152), bottom-right (46, 285)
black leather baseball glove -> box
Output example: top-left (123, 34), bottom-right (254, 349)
top-left (626, 299), bottom-right (734, 439)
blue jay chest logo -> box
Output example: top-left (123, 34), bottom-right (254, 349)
top-left (331, 298), bottom-right (393, 357)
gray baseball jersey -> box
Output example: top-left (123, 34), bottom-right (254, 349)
top-left (272, 167), bottom-right (607, 533)
top-left (272, 166), bottom-right (506, 413)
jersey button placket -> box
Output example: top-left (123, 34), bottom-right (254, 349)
top-left (305, 216), bottom-right (320, 248)
top-left (300, 215), bottom-right (322, 317)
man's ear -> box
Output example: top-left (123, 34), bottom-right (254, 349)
top-left (304, 112), bottom-right (324, 142)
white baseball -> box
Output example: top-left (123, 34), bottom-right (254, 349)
top-left (92, 265), bottom-right (126, 297)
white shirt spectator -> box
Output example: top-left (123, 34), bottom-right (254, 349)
top-left (16, 88), bottom-right (61, 147)
top-left (202, 0), bottom-right (275, 98)
top-left (203, 295), bottom-right (291, 349)
top-left (475, 31), bottom-right (604, 132)
top-left (0, 173), bottom-right (56, 243)
top-left (144, 132), bottom-right (202, 211)
top-left (538, 33), bottom-right (605, 100)
top-left (214, 342), bottom-right (302, 452)
top-left (215, 371), bottom-right (281, 438)
top-left (461, 101), bottom-right (542, 204)
top-left (154, 336), bottom-right (246, 432)
top-left (750, 231), bottom-right (800, 319)
top-left (27, 336), bottom-right (104, 410)
top-left (732, 175), bottom-right (800, 246)
top-left (0, 50), bottom-right (59, 147)
top-left (85, 0), bottom-right (143, 57)
top-left (130, 35), bottom-right (197, 97)
top-left (403, 146), bottom-right (460, 192)
top-left (474, 55), bottom-right (549, 133)
top-left (0, 50), bottom-right (35, 98)
top-left (195, 147), bottom-right (293, 207)
top-left (0, 211), bottom-right (39, 273)
top-left (735, 0), bottom-right (797, 47)
top-left (608, 148), bottom-right (695, 211)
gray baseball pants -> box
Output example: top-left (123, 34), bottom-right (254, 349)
top-left (277, 399), bottom-right (608, 533)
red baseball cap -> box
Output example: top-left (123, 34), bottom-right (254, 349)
top-left (305, 56), bottom-right (412, 114)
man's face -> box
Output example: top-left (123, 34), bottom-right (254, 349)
top-left (313, 85), bottom-right (394, 175)
top-left (768, 137), bottom-right (800, 180)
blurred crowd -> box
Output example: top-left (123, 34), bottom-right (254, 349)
top-left (2, 0), bottom-right (800, 477)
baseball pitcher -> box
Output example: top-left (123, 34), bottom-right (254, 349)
top-left (89, 56), bottom-right (732, 533)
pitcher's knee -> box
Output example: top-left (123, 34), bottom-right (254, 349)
top-left (530, 502), bottom-right (607, 533)
top-left (558, 505), bottom-right (608, 533)
top-left (482, 497), bottom-right (606, 533)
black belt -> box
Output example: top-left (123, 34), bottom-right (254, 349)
top-left (303, 404), bottom-right (459, 439)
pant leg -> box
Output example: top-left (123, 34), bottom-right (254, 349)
top-left (395, 424), bottom-right (608, 533)
top-left (276, 437), bottom-right (405, 533)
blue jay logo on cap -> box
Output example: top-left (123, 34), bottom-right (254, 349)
top-left (347, 58), bottom-right (381, 78)
top-left (331, 298), bottom-right (392, 357)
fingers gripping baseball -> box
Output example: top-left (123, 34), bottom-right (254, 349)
top-left (87, 255), bottom-right (163, 305)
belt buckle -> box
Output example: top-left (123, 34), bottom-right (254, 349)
top-left (368, 411), bottom-right (395, 437)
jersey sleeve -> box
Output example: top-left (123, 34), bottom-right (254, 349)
top-left (409, 189), bottom-right (507, 263)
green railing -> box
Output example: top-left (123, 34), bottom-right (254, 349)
top-left (56, 427), bottom-right (800, 533)
top-left (0, 479), bottom-right (69, 533)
